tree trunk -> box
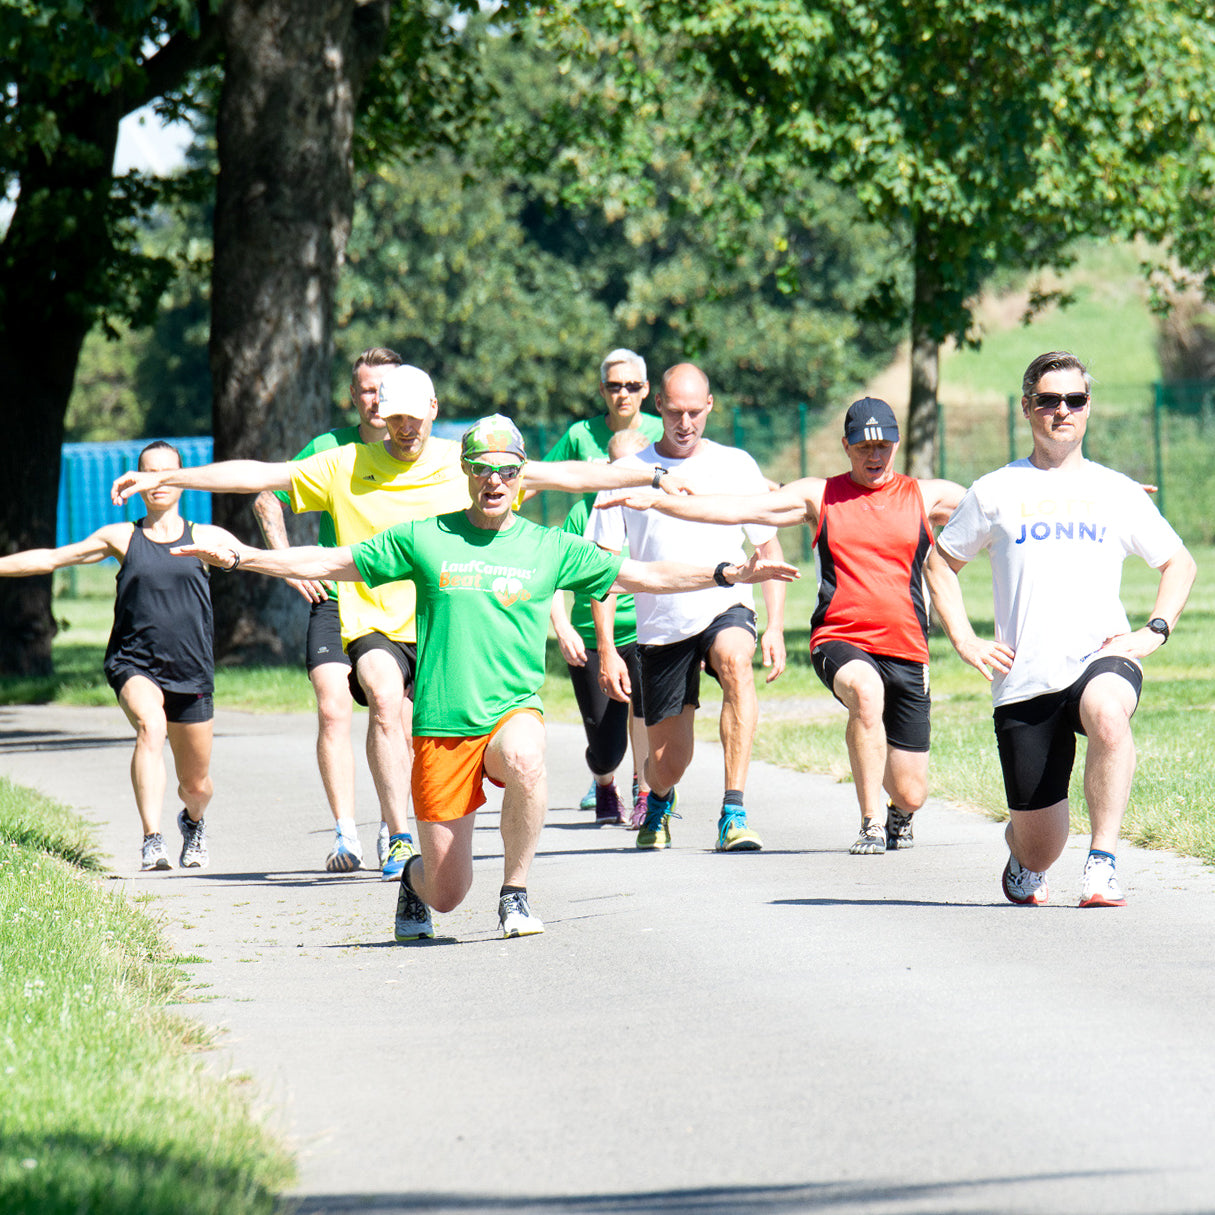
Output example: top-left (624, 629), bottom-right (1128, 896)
top-left (209, 0), bottom-right (390, 664)
top-left (904, 228), bottom-right (941, 479)
top-left (0, 95), bottom-right (121, 675)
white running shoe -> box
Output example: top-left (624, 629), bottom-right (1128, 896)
top-left (177, 810), bottom-right (209, 870)
top-left (376, 821), bottom-right (390, 867)
top-left (499, 891), bottom-right (544, 938)
top-left (1079, 853), bottom-right (1126, 907)
top-left (394, 881), bottom-right (434, 941)
top-left (1002, 853), bottom-right (1048, 905)
top-left (325, 827), bottom-right (363, 873)
top-left (140, 833), bottom-right (172, 871)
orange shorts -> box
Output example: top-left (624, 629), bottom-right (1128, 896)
top-left (411, 708), bottom-right (543, 822)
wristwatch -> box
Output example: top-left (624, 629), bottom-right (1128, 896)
top-left (651, 466), bottom-right (669, 488)
top-left (714, 561), bottom-right (734, 587)
top-left (1146, 617), bottom-right (1170, 644)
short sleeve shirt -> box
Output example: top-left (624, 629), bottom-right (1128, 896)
top-left (936, 457), bottom-right (1183, 706)
top-left (288, 438), bottom-right (469, 645)
top-left (352, 511), bottom-right (623, 735)
top-left (588, 440), bottom-right (777, 645)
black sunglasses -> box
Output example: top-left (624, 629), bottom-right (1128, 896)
top-left (603, 380), bottom-right (645, 393)
top-left (1031, 392), bottom-right (1090, 412)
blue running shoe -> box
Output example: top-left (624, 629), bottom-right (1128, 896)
top-left (579, 780), bottom-right (598, 811)
top-left (636, 788), bottom-right (678, 851)
top-left (381, 832), bottom-right (415, 881)
top-left (715, 807), bottom-right (762, 852)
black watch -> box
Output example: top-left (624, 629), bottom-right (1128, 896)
top-left (651, 466), bottom-right (668, 489)
top-left (713, 561), bottom-right (733, 587)
top-left (1146, 617), bottom-right (1170, 644)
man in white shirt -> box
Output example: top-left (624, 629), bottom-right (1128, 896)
top-left (590, 363), bottom-right (787, 852)
top-left (926, 351), bottom-right (1196, 908)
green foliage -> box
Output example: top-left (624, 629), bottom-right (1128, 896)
top-left (337, 27), bottom-right (899, 428)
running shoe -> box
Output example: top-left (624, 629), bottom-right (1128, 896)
top-left (376, 821), bottom-right (390, 867)
top-left (636, 789), bottom-right (677, 851)
top-left (177, 809), bottom-right (209, 869)
top-left (579, 780), bottom-right (598, 811)
top-left (715, 807), bottom-right (763, 852)
top-left (594, 781), bottom-right (627, 826)
top-left (849, 818), bottom-right (886, 855)
top-left (325, 826), bottom-right (363, 873)
top-left (394, 880), bottom-right (434, 941)
top-left (629, 786), bottom-right (649, 830)
top-left (1078, 853), bottom-right (1127, 908)
top-left (1002, 854), bottom-right (1049, 905)
top-left (380, 832), bottom-right (415, 881)
top-left (140, 833), bottom-right (171, 871)
top-left (499, 891), bottom-right (545, 938)
top-left (885, 803), bottom-right (915, 850)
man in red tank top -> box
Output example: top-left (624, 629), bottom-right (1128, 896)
top-left (598, 397), bottom-right (965, 855)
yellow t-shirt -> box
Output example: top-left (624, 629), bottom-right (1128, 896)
top-left (288, 437), bottom-right (469, 644)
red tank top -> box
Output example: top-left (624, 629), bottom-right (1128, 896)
top-left (810, 472), bottom-right (932, 663)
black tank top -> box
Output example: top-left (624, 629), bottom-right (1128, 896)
top-left (103, 519), bottom-right (214, 695)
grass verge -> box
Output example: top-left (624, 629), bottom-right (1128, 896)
top-left (0, 780), bottom-right (294, 1215)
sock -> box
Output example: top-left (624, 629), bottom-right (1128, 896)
top-left (500, 884), bottom-right (526, 898)
top-left (723, 789), bottom-right (744, 810)
top-left (648, 788), bottom-right (673, 809)
top-left (1088, 849), bottom-right (1116, 864)
top-left (335, 816), bottom-right (357, 837)
top-left (401, 854), bottom-right (420, 891)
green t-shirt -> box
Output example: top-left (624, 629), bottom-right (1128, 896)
top-left (273, 424), bottom-right (363, 549)
top-left (559, 497), bottom-right (637, 648)
top-left (543, 414), bottom-right (664, 465)
top-left (352, 510), bottom-right (623, 736)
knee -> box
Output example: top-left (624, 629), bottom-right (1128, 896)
top-left (892, 777), bottom-right (927, 815)
top-left (715, 649), bottom-right (756, 692)
top-left (1085, 701), bottom-right (1134, 749)
top-left (133, 716), bottom-right (168, 749)
top-left (496, 738), bottom-right (546, 787)
top-left (316, 694), bottom-right (352, 737)
top-left (419, 859), bottom-right (473, 914)
top-left (179, 772), bottom-right (213, 802)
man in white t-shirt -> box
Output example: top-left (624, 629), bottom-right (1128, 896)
top-left (589, 363), bottom-right (788, 852)
top-left (926, 351), bottom-right (1196, 908)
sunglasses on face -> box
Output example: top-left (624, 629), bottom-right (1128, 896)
top-left (1031, 392), bottom-right (1090, 412)
top-left (467, 462), bottom-right (523, 481)
top-left (603, 380), bottom-right (645, 393)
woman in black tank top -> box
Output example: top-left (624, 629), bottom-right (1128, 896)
top-left (0, 441), bottom-right (244, 873)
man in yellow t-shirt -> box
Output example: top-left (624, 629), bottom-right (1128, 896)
top-left (111, 363), bottom-right (697, 880)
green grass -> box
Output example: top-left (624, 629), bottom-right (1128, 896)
top-left (0, 782), bottom-right (294, 1215)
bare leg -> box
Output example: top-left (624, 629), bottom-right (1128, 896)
top-left (629, 710), bottom-right (650, 795)
top-left (884, 747), bottom-right (928, 817)
top-left (484, 712), bottom-right (548, 888)
top-left (166, 719), bottom-right (214, 823)
top-left (1006, 802), bottom-right (1071, 872)
top-left (117, 675), bottom-right (170, 836)
top-left (832, 658), bottom-right (890, 825)
top-left (1078, 672), bottom-right (1139, 855)
top-left (644, 706), bottom-right (696, 798)
top-left (354, 649), bottom-right (413, 836)
top-left (708, 627), bottom-right (759, 794)
top-left (310, 662), bottom-right (356, 823)
top-left (410, 814), bottom-right (477, 913)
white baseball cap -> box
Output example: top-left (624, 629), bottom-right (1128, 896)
top-left (377, 364), bottom-right (436, 419)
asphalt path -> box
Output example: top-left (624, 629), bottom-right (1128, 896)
top-left (3, 702), bottom-right (1215, 1215)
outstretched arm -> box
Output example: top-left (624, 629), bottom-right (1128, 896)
top-left (924, 547), bottom-right (1015, 682)
top-left (612, 549), bottom-right (799, 596)
top-left (596, 477), bottom-right (823, 527)
top-left (112, 459), bottom-right (293, 505)
top-left (527, 460), bottom-right (692, 496)
top-left (172, 537), bottom-right (361, 584)
top-left (0, 525), bottom-right (127, 576)
top-left (252, 490), bottom-right (330, 603)
top-left (919, 478), bottom-right (967, 526)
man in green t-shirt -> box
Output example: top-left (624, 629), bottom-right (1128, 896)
top-left (550, 427), bottom-right (653, 828)
top-left (252, 347), bottom-right (404, 875)
top-left (174, 415), bottom-right (798, 944)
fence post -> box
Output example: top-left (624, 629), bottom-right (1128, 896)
top-left (1152, 382), bottom-right (1166, 520)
